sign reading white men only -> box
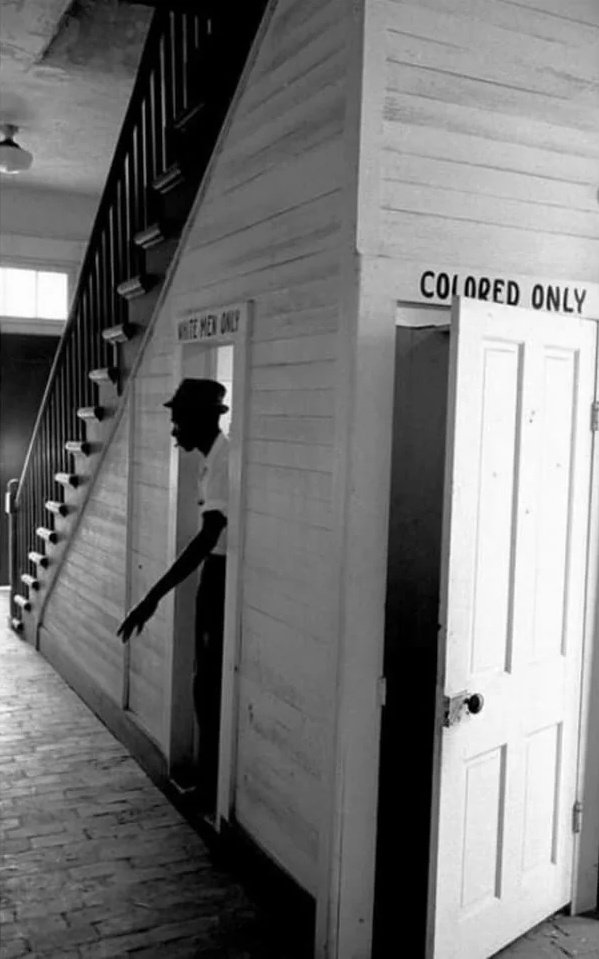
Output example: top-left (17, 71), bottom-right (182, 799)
top-left (175, 301), bottom-right (248, 344)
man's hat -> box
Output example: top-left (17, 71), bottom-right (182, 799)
top-left (164, 378), bottom-right (229, 414)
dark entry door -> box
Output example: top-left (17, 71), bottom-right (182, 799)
top-left (0, 333), bottom-right (58, 584)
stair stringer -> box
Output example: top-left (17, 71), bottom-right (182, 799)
top-left (37, 400), bottom-right (132, 705)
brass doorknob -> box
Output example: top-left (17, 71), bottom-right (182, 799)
top-left (466, 693), bottom-right (485, 715)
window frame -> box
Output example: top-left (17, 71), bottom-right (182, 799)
top-left (0, 258), bottom-right (75, 335)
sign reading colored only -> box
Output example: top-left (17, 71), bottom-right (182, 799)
top-left (416, 269), bottom-right (598, 318)
top-left (176, 301), bottom-right (248, 344)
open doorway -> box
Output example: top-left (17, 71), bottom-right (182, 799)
top-left (165, 302), bottom-right (249, 827)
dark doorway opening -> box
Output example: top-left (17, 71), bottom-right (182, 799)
top-left (373, 326), bottom-right (450, 958)
top-left (0, 333), bottom-right (58, 584)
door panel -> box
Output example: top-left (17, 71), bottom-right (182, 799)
top-left (432, 300), bottom-right (596, 959)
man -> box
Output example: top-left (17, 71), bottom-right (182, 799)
top-left (117, 378), bottom-right (229, 815)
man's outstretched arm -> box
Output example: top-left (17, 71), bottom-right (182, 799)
top-left (117, 511), bottom-right (226, 643)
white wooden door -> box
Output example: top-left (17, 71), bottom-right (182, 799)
top-left (431, 299), bottom-right (597, 959)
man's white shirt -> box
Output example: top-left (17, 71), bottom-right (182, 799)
top-left (198, 432), bottom-right (229, 556)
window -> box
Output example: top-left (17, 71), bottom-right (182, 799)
top-left (0, 267), bottom-right (69, 320)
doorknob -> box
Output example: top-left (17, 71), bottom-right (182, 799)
top-left (465, 693), bottom-right (485, 715)
top-left (443, 691), bottom-right (485, 727)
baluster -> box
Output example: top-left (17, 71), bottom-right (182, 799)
top-left (135, 118), bottom-right (146, 240)
top-left (151, 62), bottom-right (163, 180)
top-left (57, 363), bottom-right (64, 477)
top-left (35, 440), bottom-right (42, 535)
top-left (95, 246), bottom-right (104, 369)
top-left (126, 148), bottom-right (136, 278)
top-left (41, 413), bottom-right (48, 512)
top-left (73, 314), bottom-right (82, 415)
top-left (30, 453), bottom-right (36, 556)
top-left (159, 35), bottom-right (169, 169)
top-left (48, 394), bottom-right (55, 507)
top-left (143, 86), bottom-right (155, 200)
top-left (105, 207), bottom-right (115, 336)
top-left (118, 174), bottom-right (128, 297)
top-left (180, 12), bottom-right (189, 114)
top-left (66, 357), bottom-right (73, 467)
top-left (108, 203), bottom-right (118, 332)
top-left (81, 289), bottom-right (91, 402)
top-left (165, 11), bottom-right (176, 129)
top-left (173, 11), bottom-right (184, 119)
top-left (35, 444), bottom-right (41, 537)
top-left (57, 368), bottom-right (64, 477)
top-left (25, 482), bottom-right (31, 566)
top-left (85, 263), bottom-right (94, 374)
top-left (102, 230), bottom-right (111, 367)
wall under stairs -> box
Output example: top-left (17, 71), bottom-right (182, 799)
top-left (37, 0), bottom-right (352, 904)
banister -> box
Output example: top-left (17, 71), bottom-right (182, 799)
top-left (15, 9), bottom-right (170, 504)
top-left (11, 0), bottom-right (269, 631)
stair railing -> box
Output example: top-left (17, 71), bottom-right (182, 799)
top-left (11, 5), bottom-right (206, 616)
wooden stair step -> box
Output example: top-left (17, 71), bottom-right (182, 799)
top-left (28, 551), bottom-right (49, 568)
top-left (55, 472), bottom-right (79, 489)
top-left (36, 527), bottom-right (58, 545)
top-left (134, 222), bottom-right (167, 250)
top-left (89, 366), bottom-right (118, 383)
top-left (152, 163), bottom-right (185, 195)
top-left (45, 500), bottom-right (68, 517)
top-left (11, 617), bottom-right (24, 633)
top-left (101, 325), bottom-right (136, 346)
top-left (116, 275), bottom-right (154, 301)
top-left (14, 594), bottom-right (31, 612)
top-left (77, 406), bottom-right (104, 422)
top-left (21, 573), bottom-right (39, 590)
top-left (65, 440), bottom-right (90, 456)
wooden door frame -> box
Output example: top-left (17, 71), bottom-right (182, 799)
top-left (163, 299), bottom-right (251, 828)
top-left (572, 323), bottom-right (599, 911)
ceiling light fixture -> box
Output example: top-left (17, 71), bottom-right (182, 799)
top-left (0, 124), bottom-right (33, 175)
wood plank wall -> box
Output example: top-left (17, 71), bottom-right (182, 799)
top-left (127, 331), bottom-right (175, 745)
top-left (129, 0), bottom-right (348, 893)
top-left (43, 408), bottom-right (130, 702)
top-left (379, 0), bottom-right (599, 280)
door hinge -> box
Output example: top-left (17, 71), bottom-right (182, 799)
top-left (573, 800), bottom-right (583, 834)
top-left (377, 676), bottom-right (387, 708)
top-left (591, 401), bottom-right (599, 432)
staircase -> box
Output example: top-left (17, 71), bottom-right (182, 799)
top-left (7, 1), bottom-right (268, 638)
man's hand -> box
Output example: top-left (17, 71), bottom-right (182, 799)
top-left (117, 593), bottom-right (159, 643)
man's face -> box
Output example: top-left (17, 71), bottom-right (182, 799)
top-left (170, 407), bottom-right (218, 452)
top-left (171, 411), bottom-right (196, 451)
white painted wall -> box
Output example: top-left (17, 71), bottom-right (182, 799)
top-left (326, 2), bottom-right (599, 956)
top-left (0, 184), bottom-right (98, 272)
top-left (127, 0), bottom-right (352, 896)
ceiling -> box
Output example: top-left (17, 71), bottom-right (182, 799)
top-left (0, 0), bottom-right (153, 196)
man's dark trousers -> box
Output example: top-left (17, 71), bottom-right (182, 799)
top-left (193, 553), bottom-right (226, 813)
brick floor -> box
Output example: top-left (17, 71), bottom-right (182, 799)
top-left (0, 601), bottom-right (303, 959)
top-left (2, 601), bottom-right (599, 959)
top-left (495, 914), bottom-right (599, 958)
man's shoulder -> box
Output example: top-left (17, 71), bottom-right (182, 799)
top-left (214, 432), bottom-right (230, 458)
